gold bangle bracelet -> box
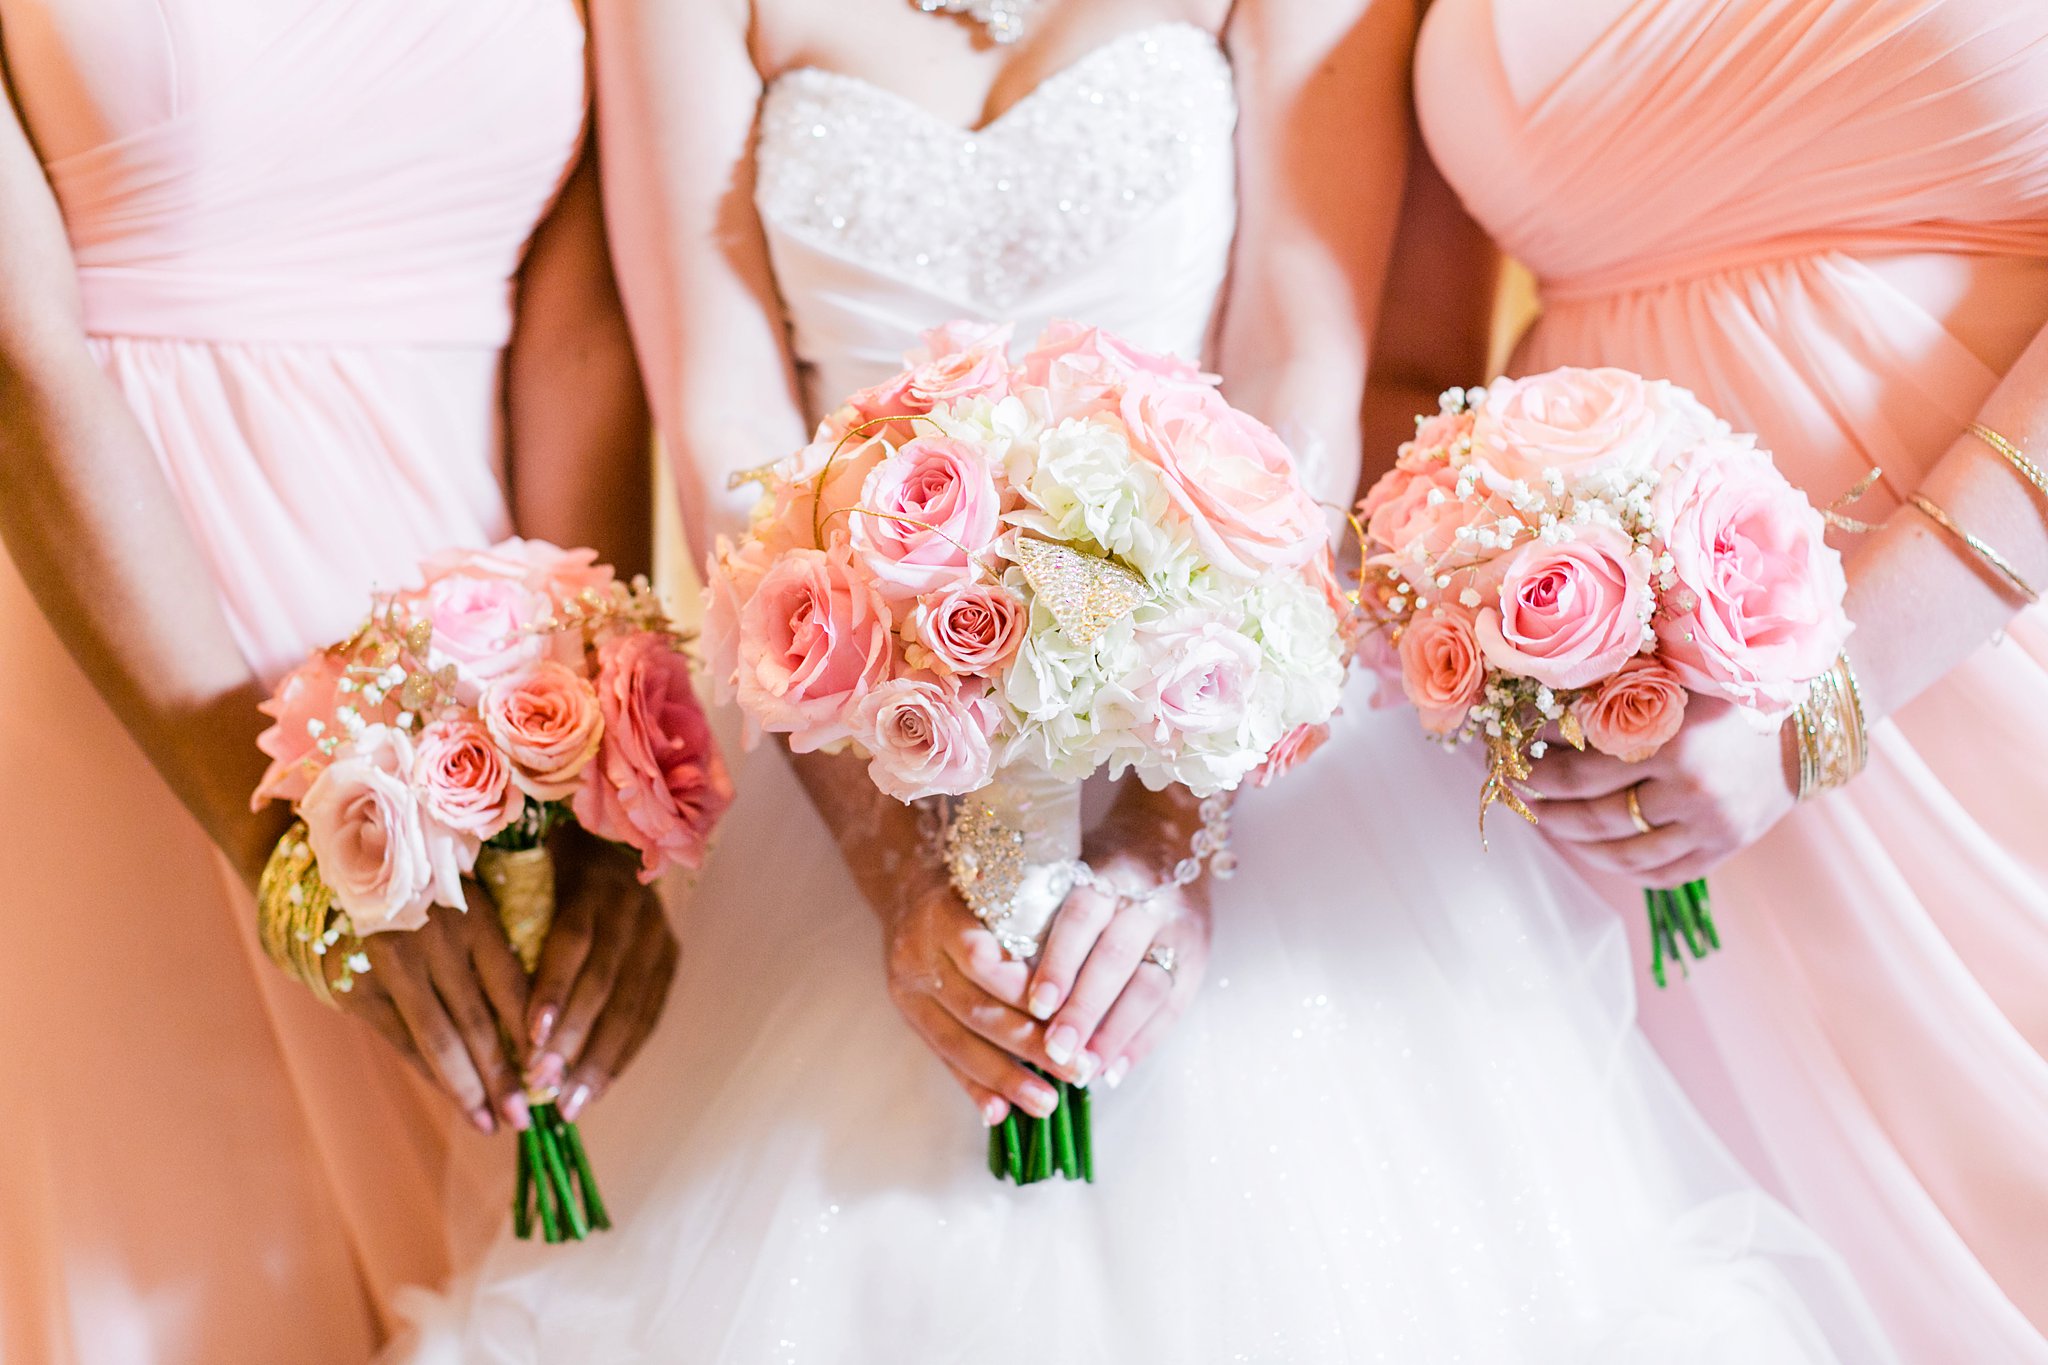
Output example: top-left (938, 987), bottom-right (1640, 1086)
top-left (1967, 422), bottom-right (2048, 505)
top-left (1795, 654), bottom-right (1870, 799)
top-left (1909, 493), bottom-right (2042, 605)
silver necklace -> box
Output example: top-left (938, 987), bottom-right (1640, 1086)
top-left (912, 0), bottom-right (1040, 45)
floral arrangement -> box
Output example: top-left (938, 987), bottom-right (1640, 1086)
top-left (252, 537), bottom-right (731, 1240)
top-left (1357, 368), bottom-right (1849, 983)
top-left (707, 320), bottom-right (1348, 1183)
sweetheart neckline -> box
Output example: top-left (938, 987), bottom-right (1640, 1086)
top-left (766, 21), bottom-right (1223, 138)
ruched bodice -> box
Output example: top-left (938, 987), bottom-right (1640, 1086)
top-left (1418, 5), bottom-right (2048, 1358)
top-left (753, 22), bottom-right (1236, 415)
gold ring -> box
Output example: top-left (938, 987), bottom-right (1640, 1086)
top-left (1624, 783), bottom-right (1654, 837)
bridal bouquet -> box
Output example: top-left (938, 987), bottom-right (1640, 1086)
top-left (708, 320), bottom-right (1347, 1182)
top-left (1358, 368), bottom-right (1849, 985)
top-left (251, 537), bottom-right (731, 1241)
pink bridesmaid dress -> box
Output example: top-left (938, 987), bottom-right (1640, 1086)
top-left (1417, 2), bottom-right (2048, 1360)
top-left (0, 2), bottom-right (585, 1360)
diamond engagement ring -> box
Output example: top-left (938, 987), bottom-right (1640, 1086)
top-left (1142, 945), bottom-right (1178, 981)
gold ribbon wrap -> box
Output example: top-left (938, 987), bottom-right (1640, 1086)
top-left (477, 845), bottom-right (556, 975)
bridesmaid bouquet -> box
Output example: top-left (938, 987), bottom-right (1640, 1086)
top-left (707, 320), bottom-right (1347, 1182)
top-left (251, 538), bottom-right (731, 1241)
top-left (1357, 369), bottom-right (1849, 985)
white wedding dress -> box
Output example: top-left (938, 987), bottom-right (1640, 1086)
top-left (391, 24), bottom-right (1895, 1364)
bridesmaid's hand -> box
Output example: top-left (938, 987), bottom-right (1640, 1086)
top-left (1523, 696), bottom-right (1801, 886)
top-left (521, 828), bottom-right (679, 1122)
top-left (1026, 794), bottom-right (1215, 1092)
top-left (334, 882), bottom-right (531, 1136)
top-left (883, 864), bottom-right (1072, 1126)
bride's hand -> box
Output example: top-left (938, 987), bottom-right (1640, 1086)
top-left (333, 881), bottom-right (532, 1135)
top-left (522, 827), bottom-right (679, 1121)
top-left (1026, 790), bottom-right (1214, 1092)
top-left (1524, 695), bottom-right (1800, 886)
top-left (884, 862), bottom-right (1072, 1126)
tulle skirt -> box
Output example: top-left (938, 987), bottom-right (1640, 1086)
top-left (389, 675), bottom-right (1894, 1364)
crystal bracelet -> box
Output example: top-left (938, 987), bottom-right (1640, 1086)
top-left (1794, 654), bottom-right (1869, 800)
top-left (1061, 795), bottom-right (1237, 909)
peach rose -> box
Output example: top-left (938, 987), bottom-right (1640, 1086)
top-left (418, 538), bottom-right (615, 606)
top-left (1119, 378), bottom-right (1325, 578)
top-left (1249, 720), bottom-right (1331, 787)
top-left (1471, 367), bottom-right (1662, 489)
top-left (481, 661), bottom-right (604, 801)
top-left (849, 437), bottom-right (1003, 600)
top-left (736, 544), bottom-right (895, 752)
top-left (851, 676), bottom-right (999, 802)
top-left (1018, 319), bottom-right (1210, 391)
top-left (1476, 525), bottom-right (1653, 691)
top-left (1654, 439), bottom-right (1850, 714)
top-left (412, 717), bottom-right (523, 840)
top-left (702, 535), bottom-right (776, 705)
top-left (253, 649), bottom-right (353, 807)
top-left (907, 582), bottom-right (1027, 676)
top-left (573, 631), bottom-right (733, 880)
top-left (1399, 608), bottom-right (1487, 735)
top-left (1573, 654), bottom-right (1689, 763)
top-left (300, 725), bottom-right (468, 934)
top-left (1400, 409), bottom-right (1477, 468)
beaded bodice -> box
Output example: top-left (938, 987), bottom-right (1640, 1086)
top-left (754, 22), bottom-right (1237, 419)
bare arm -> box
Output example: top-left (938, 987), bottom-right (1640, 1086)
top-left (0, 75), bottom-right (286, 884)
top-left (1217, 0), bottom-right (1418, 511)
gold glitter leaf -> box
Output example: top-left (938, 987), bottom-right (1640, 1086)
top-left (1560, 710), bottom-right (1586, 751)
top-left (405, 620), bottom-right (434, 655)
top-left (1014, 538), bottom-right (1149, 648)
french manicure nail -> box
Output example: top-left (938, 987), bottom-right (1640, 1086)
top-left (527, 1052), bottom-right (565, 1093)
top-left (504, 1094), bottom-right (531, 1132)
top-left (1103, 1058), bottom-right (1129, 1090)
top-left (531, 1006), bottom-right (558, 1048)
top-left (1028, 983), bottom-right (1060, 1020)
top-left (562, 1082), bottom-right (592, 1121)
top-left (1024, 1084), bottom-right (1059, 1119)
top-left (1045, 1023), bottom-right (1078, 1066)
top-left (471, 1106), bottom-right (496, 1135)
top-left (1075, 1051), bottom-right (1101, 1087)
top-left (980, 1095), bottom-right (1009, 1127)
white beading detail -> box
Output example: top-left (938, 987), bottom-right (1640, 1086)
top-left (755, 24), bottom-right (1235, 311)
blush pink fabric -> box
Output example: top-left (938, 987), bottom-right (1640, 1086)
top-left (1418, 3), bottom-right (2048, 1361)
top-left (0, 2), bottom-right (585, 1360)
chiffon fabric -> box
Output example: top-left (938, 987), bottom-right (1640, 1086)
top-left (1417, 2), bottom-right (2048, 1359)
top-left (0, 2), bottom-right (585, 1359)
top-left (391, 24), bottom-right (1893, 1363)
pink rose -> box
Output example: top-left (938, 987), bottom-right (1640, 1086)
top-left (1399, 608), bottom-right (1487, 735)
top-left (419, 538), bottom-right (616, 605)
top-left (573, 632), bottom-right (734, 881)
top-left (412, 718), bottom-right (523, 840)
top-left (1126, 611), bottom-right (1263, 742)
top-left (300, 726), bottom-right (469, 934)
top-left (1400, 409), bottom-right (1477, 469)
top-left (253, 650), bottom-right (353, 807)
top-left (1249, 721), bottom-right (1331, 787)
top-left (480, 661), bottom-right (604, 800)
top-left (837, 323), bottom-right (1013, 445)
top-left (702, 535), bottom-right (776, 705)
top-left (1119, 378), bottom-right (1325, 578)
top-left (1654, 440), bottom-right (1850, 714)
top-left (907, 582), bottom-right (1027, 676)
top-left (412, 571), bottom-right (555, 697)
top-left (1573, 655), bottom-right (1689, 763)
top-left (849, 437), bottom-right (1002, 600)
top-left (1355, 624), bottom-right (1409, 711)
top-left (736, 544), bottom-right (895, 752)
top-left (761, 432), bottom-right (892, 555)
top-left (1020, 322), bottom-right (1214, 417)
top-left (851, 676), bottom-right (999, 802)
top-left (1471, 368), bottom-right (1662, 489)
top-left (1476, 525), bottom-right (1653, 691)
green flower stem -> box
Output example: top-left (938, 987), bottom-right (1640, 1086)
top-left (1002, 1111), bottom-right (1024, 1183)
top-left (519, 1127), bottom-right (562, 1243)
top-left (1073, 1084), bottom-right (1094, 1184)
top-left (513, 1132), bottom-right (535, 1240)
top-left (1033, 1113), bottom-right (1055, 1183)
top-left (988, 1123), bottom-right (1006, 1178)
top-left (533, 1113), bottom-right (589, 1240)
top-left (1643, 879), bottom-right (1722, 989)
top-left (552, 1107), bottom-right (611, 1231)
top-left (1020, 1114), bottom-right (1042, 1184)
top-left (1053, 1083), bottom-right (1080, 1181)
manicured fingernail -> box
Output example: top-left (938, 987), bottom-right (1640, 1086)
top-left (504, 1094), bottom-right (531, 1132)
top-left (1103, 1058), bottom-right (1129, 1090)
top-left (1045, 1023), bottom-right (1078, 1065)
top-left (1075, 1051), bottom-right (1101, 1087)
top-left (471, 1106), bottom-right (496, 1135)
top-left (1028, 983), bottom-right (1060, 1020)
top-left (527, 1052), bottom-right (565, 1093)
top-left (980, 1095), bottom-right (1010, 1127)
top-left (1022, 1082), bottom-right (1059, 1119)
top-left (531, 1006), bottom-right (558, 1048)
top-left (562, 1082), bottom-right (592, 1121)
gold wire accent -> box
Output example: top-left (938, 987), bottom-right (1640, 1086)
top-left (810, 413), bottom-right (948, 548)
top-left (1968, 422), bottom-right (2048, 504)
top-left (1909, 493), bottom-right (2041, 604)
top-left (1822, 466), bottom-right (1887, 534)
top-left (815, 505), bottom-right (1006, 584)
